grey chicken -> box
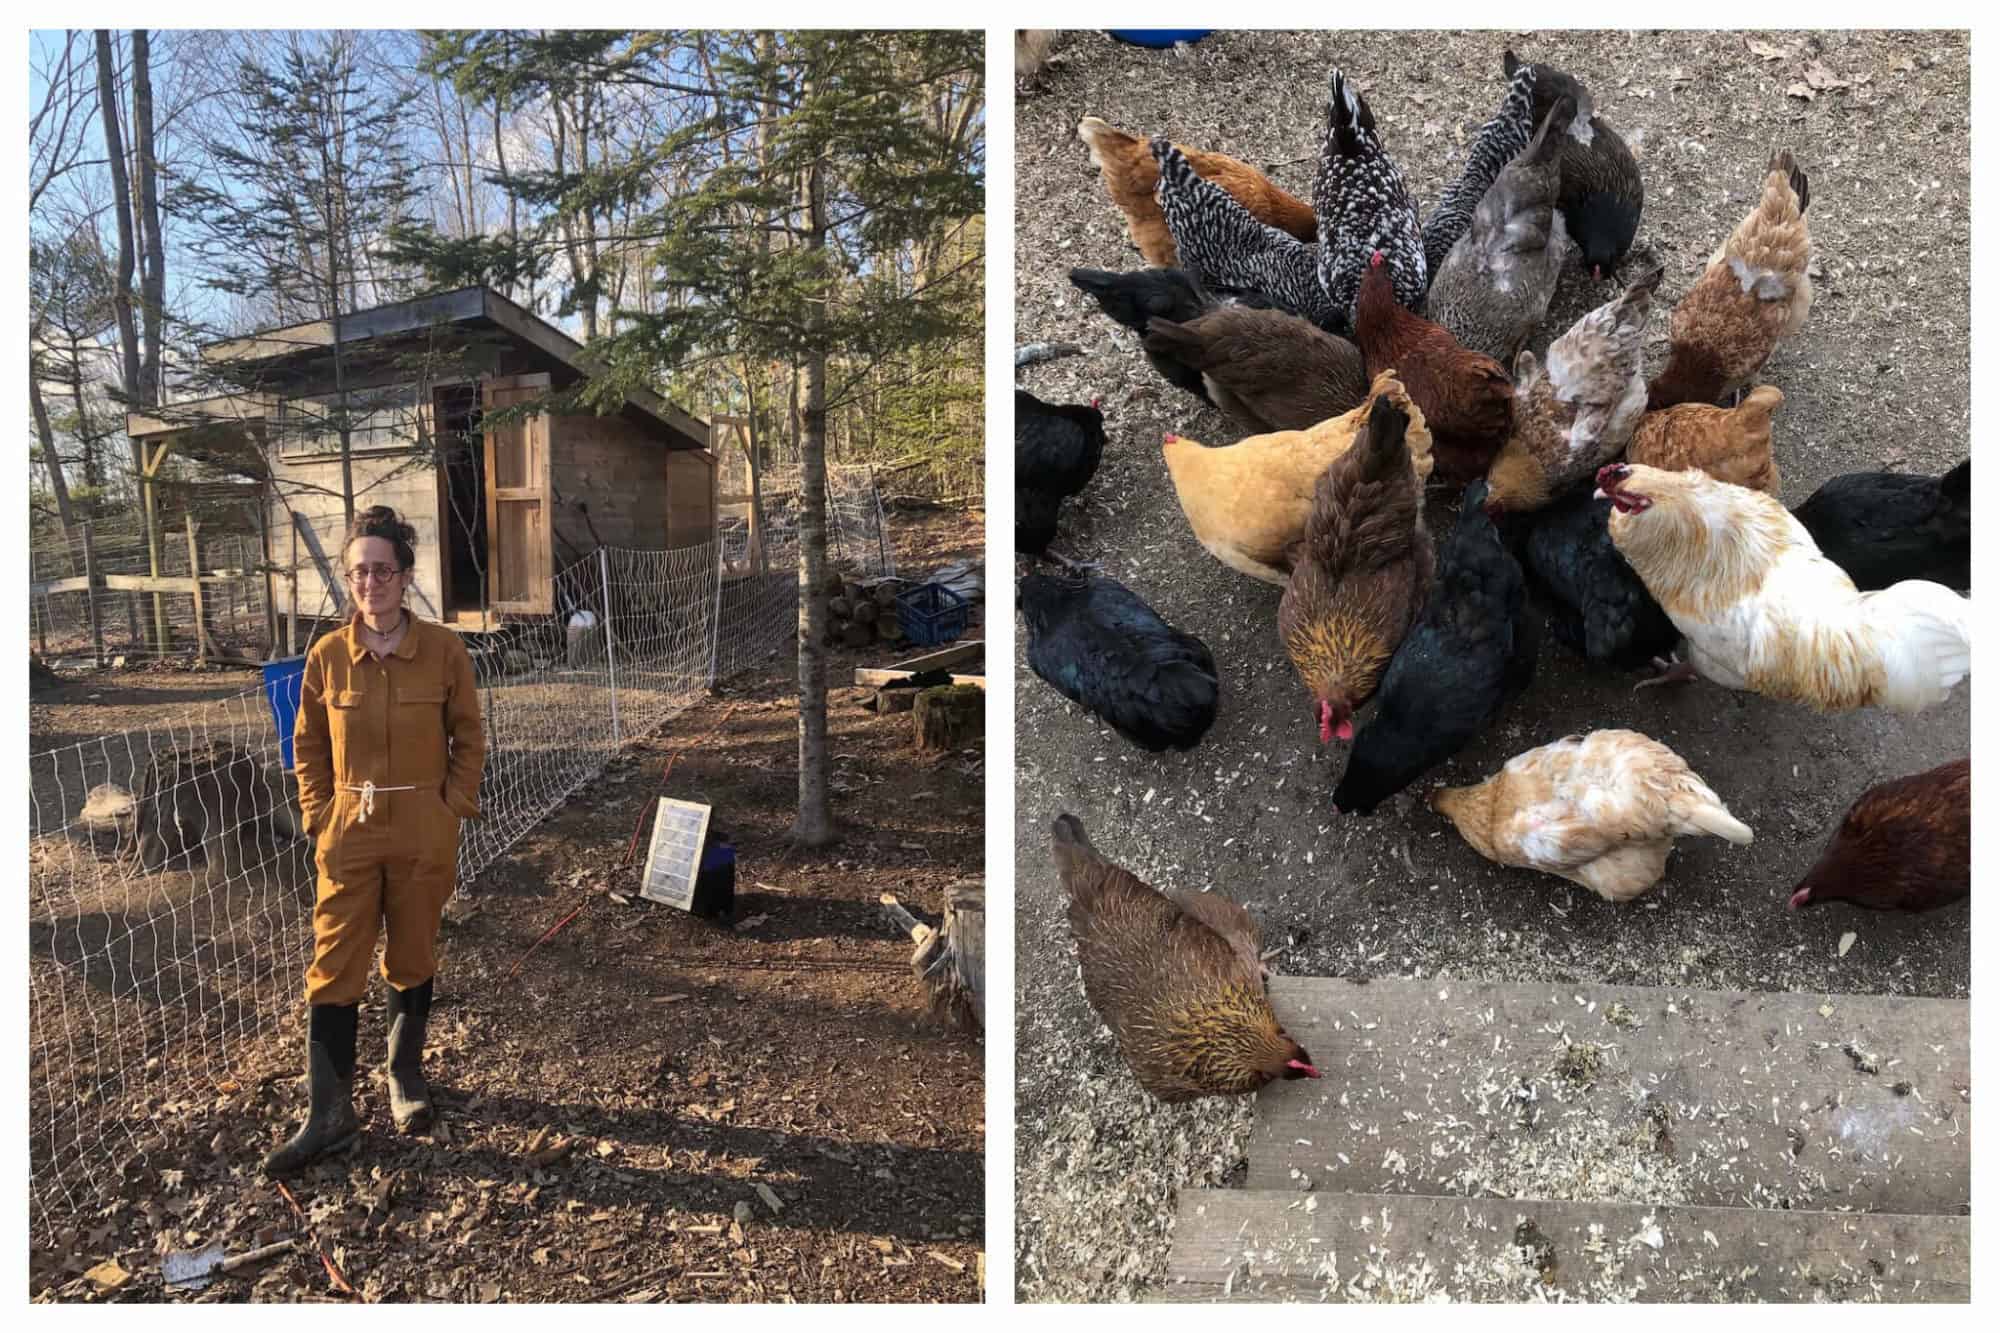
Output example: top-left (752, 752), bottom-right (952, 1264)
top-left (1426, 97), bottom-right (1577, 364)
top-left (1420, 55), bottom-right (1540, 279)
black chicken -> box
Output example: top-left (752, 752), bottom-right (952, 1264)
top-left (1515, 52), bottom-right (1645, 282)
top-left (1067, 266), bottom-right (1272, 401)
top-left (1016, 389), bottom-right (1105, 559)
top-left (1019, 572), bottom-right (1219, 752)
top-left (1333, 481), bottom-right (1536, 814)
top-left (1792, 460), bottom-right (1970, 592)
top-left (1517, 486), bottom-right (1678, 669)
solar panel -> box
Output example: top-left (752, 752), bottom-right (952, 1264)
top-left (638, 797), bottom-right (714, 911)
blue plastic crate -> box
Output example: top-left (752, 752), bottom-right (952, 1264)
top-left (1107, 29), bottom-right (1215, 48)
top-left (895, 582), bottom-right (970, 648)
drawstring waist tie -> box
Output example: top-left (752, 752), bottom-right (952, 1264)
top-left (341, 780), bottom-right (418, 823)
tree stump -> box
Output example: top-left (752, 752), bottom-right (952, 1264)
top-left (912, 683), bottom-right (983, 753)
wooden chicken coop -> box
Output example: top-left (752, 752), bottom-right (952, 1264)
top-left (125, 286), bottom-right (718, 641)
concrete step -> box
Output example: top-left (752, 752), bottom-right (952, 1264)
top-left (1248, 977), bottom-right (1968, 1215)
top-left (1161, 1189), bottom-right (1971, 1303)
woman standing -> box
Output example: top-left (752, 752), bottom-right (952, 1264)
top-left (266, 507), bottom-right (486, 1175)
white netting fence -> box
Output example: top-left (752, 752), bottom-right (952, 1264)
top-left (27, 483), bottom-right (895, 1230)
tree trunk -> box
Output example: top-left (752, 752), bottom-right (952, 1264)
top-left (132, 29), bottom-right (165, 408)
top-left (792, 152), bottom-right (834, 847)
top-left (29, 358), bottom-right (77, 530)
top-left (93, 31), bottom-right (142, 411)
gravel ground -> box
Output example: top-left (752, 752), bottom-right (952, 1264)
top-left (1011, 28), bottom-right (1969, 1304)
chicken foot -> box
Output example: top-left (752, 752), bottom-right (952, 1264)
top-left (1632, 653), bottom-right (1700, 691)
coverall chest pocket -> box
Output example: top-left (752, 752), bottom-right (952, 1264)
top-left (395, 686), bottom-right (449, 753)
top-left (325, 688), bottom-right (371, 750)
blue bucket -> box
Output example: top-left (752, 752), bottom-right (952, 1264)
top-left (1107, 29), bottom-right (1215, 48)
top-left (263, 655), bottom-right (307, 772)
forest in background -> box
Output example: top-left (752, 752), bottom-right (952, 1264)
top-left (28, 27), bottom-right (986, 543)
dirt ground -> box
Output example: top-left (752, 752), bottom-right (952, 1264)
top-left (1011, 29), bottom-right (1970, 1303)
top-left (29, 507), bottom-right (988, 1304)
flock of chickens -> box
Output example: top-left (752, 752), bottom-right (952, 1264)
top-left (1016, 48), bottom-right (1974, 1103)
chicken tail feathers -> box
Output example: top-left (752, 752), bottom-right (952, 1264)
top-left (1051, 812), bottom-right (1103, 890)
top-left (1941, 458), bottom-right (1972, 507)
top-left (1768, 147), bottom-right (1810, 215)
top-left (1327, 70), bottom-right (1373, 155)
top-left (1077, 116), bottom-right (1133, 166)
top-left (1685, 801), bottom-right (1755, 846)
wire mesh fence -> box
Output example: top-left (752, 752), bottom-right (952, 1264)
top-left (26, 496), bottom-right (891, 1230)
top-left (29, 512), bottom-right (274, 664)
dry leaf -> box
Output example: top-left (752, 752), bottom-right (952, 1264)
top-left (1893, 56), bottom-right (1917, 73)
top-left (1746, 38), bottom-right (1787, 60)
top-left (651, 993), bottom-right (690, 1004)
top-left (1805, 62), bottom-right (1850, 91)
top-left (85, 1259), bottom-right (132, 1292)
top-left (1838, 931), bottom-right (1857, 958)
top-left (1787, 82), bottom-right (1816, 101)
top-left (754, 1183), bottom-right (785, 1215)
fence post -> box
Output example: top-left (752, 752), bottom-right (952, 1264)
top-left (707, 536), bottom-right (723, 688)
top-left (600, 545), bottom-right (622, 747)
top-left (81, 519), bottom-right (105, 666)
top-left (185, 515), bottom-right (210, 666)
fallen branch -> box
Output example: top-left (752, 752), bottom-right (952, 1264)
top-left (1014, 340), bottom-right (1085, 369)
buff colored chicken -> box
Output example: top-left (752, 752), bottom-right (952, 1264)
top-left (1482, 266), bottom-right (1660, 514)
top-left (1647, 150), bottom-right (1814, 409)
top-left (1597, 463), bottom-right (1973, 713)
top-left (1162, 371), bottom-right (1435, 586)
top-left (1430, 729), bottom-right (1753, 902)
top-left (1077, 116), bottom-right (1317, 267)
top-left (1625, 386), bottom-right (1783, 495)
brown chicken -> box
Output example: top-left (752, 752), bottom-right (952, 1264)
top-left (1052, 813), bottom-right (1319, 1102)
top-left (1142, 305), bottom-right (1369, 434)
top-left (1278, 394), bottom-right (1433, 744)
top-left (1789, 758), bottom-right (1969, 913)
top-left (1483, 267), bottom-right (1661, 514)
top-left (1626, 386), bottom-right (1783, 495)
top-left (1077, 117), bottom-right (1318, 267)
top-left (1647, 150), bottom-right (1814, 409)
top-left (1163, 371), bottom-right (1435, 585)
top-left (1430, 729), bottom-right (1754, 903)
top-left (1353, 250), bottom-right (1513, 486)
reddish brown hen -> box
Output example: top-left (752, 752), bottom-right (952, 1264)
top-left (1278, 393), bottom-right (1433, 746)
top-left (1352, 251), bottom-right (1513, 486)
top-left (1790, 758), bottom-right (1970, 913)
top-left (1053, 813), bottom-right (1319, 1102)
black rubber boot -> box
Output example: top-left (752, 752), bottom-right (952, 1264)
top-left (385, 978), bottom-right (434, 1133)
top-left (263, 1003), bottom-right (360, 1177)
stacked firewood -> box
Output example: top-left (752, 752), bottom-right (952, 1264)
top-left (823, 573), bottom-right (909, 652)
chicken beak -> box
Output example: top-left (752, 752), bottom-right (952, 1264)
top-left (1288, 1059), bottom-right (1324, 1079)
top-left (1788, 886), bottom-right (1813, 910)
top-left (1335, 718), bottom-right (1354, 742)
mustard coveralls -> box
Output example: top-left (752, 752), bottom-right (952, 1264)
top-left (293, 615), bottom-right (486, 1006)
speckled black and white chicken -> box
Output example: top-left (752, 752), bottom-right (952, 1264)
top-left (1419, 54), bottom-right (1541, 281)
top-left (1152, 138), bottom-right (1342, 331)
top-left (1424, 96), bottom-right (1577, 364)
top-left (1312, 70), bottom-right (1426, 328)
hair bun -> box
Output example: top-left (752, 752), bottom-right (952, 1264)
top-left (349, 505), bottom-right (417, 550)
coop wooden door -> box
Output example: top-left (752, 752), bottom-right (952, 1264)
top-left (482, 373), bottom-right (554, 615)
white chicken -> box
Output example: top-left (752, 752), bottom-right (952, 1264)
top-left (1429, 729), bottom-right (1753, 902)
top-left (1598, 463), bottom-right (1972, 713)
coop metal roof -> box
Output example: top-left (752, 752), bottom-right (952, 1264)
top-left (135, 286), bottom-right (709, 450)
